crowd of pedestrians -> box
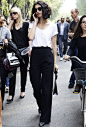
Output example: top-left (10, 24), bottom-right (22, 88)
top-left (0, 0), bottom-right (86, 127)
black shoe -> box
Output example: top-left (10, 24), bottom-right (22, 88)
top-left (20, 95), bottom-right (25, 99)
top-left (38, 109), bottom-right (41, 114)
top-left (68, 84), bottom-right (74, 88)
top-left (39, 122), bottom-right (46, 127)
top-left (73, 89), bottom-right (80, 94)
top-left (6, 98), bottom-right (13, 104)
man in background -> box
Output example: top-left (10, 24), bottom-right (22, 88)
top-left (57, 16), bottom-right (69, 61)
top-left (68, 8), bottom-right (79, 88)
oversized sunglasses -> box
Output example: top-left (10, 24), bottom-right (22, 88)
top-left (10, 12), bottom-right (17, 16)
top-left (34, 7), bottom-right (42, 12)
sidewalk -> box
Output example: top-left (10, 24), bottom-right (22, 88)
top-left (2, 57), bottom-right (83, 127)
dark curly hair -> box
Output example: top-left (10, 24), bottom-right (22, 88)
top-left (73, 15), bottom-right (86, 39)
top-left (30, 1), bottom-right (52, 22)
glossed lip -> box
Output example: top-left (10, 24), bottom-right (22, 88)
top-left (37, 13), bottom-right (40, 15)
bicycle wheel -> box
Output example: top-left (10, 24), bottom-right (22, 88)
top-left (81, 87), bottom-right (85, 111)
top-left (83, 89), bottom-right (86, 127)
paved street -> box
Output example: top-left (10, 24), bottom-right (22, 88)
top-left (2, 56), bottom-right (83, 127)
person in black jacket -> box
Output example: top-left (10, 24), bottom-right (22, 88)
top-left (0, 15), bottom-right (11, 127)
top-left (7, 7), bottom-right (29, 103)
top-left (68, 8), bottom-right (79, 88)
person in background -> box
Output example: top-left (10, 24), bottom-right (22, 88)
top-left (57, 20), bottom-right (60, 56)
top-left (7, 7), bottom-right (29, 104)
top-left (1, 16), bottom-right (10, 92)
top-left (57, 16), bottom-right (69, 61)
top-left (68, 8), bottom-right (79, 89)
top-left (5, 77), bottom-right (9, 93)
top-left (28, 1), bottom-right (58, 126)
top-left (0, 15), bottom-right (11, 127)
top-left (1, 16), bottom-right (8, 27)
top-left (65, 15), bottom-right (86, 93)
top-left (66, 17), bottom-right (71, 24)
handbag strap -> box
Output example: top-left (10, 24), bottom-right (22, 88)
top-left (0, 27), bottom-right (3, 41)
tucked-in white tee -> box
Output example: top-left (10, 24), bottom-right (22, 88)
top-left (29, 21), bottom-right (58, 48)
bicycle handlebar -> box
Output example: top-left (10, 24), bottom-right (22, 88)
top-left (70, 56), bottom-right (86, 64)
top-left (69, 56), bottom-right (86, 69)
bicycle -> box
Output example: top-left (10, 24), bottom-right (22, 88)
top-left (70, 56), bottom-right (86, 127)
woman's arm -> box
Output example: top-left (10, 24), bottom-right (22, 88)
top-left (3, 28), bottom-right (12, 47)
top-left (64, 38), bottom-right (77, 60)
top-left (68, 30), bottom-right (74, 38)
top-left (8, 19), bottom-right (14, 30)
top-left (67, 39), bottom-right (77, 56)
top-left (27, 41), bottom-right (32, 57)
top-left (52, 35), bottom-right (58, 71)
top-left (28, 14), bottom-right (38, 41)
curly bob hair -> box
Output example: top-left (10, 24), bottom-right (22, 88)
top-left (30, 1), bottom-right (52, 21)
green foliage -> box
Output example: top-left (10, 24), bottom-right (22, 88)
top-left (1, 0), bottom-right (63, 21)
top-left (1, 0), bottom-right (9, 17)
top-left (76, 0), bottom-right (86, 15)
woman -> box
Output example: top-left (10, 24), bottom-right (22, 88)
top-left (0, 15), bottom-right (11, 127)
top-left (28, 1), bottom-right (58, 126)
top-left (65, 15), bottom-right (86, 93)
top-left (7, 7), bottom-right (29, 103)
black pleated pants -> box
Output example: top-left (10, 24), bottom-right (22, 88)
top-left (30, 47), bottom-right (54, 123)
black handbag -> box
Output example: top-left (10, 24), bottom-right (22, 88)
top-left (53, 69), bottom-right (58, 95)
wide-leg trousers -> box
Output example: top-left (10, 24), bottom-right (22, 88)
top-left (30, 47), bottom-right (54, 123)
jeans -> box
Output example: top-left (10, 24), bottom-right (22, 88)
top-left (5, 78), bottom-right (9, 87)
top-left (58, 35), bottom-right (67, 57)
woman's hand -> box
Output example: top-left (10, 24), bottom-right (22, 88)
top-left (33, 13), bottom-right (38, 24)
top-left (54, 64), bottom-right (59, 72)
top-left (64, 55), bottom-right (70, 60)
top-left (10, 17), bottom-right (14, 25)
top-left (8, 17), bottom-right (14, 30)
top-left (26, 47), bottom-right (32, 57)
top-left (3, 39), bottom-right (8, 47)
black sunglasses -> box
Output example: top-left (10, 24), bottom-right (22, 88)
top-left (34, 7), bottom-right (42, 13)
top-left (10, 12), bottom-right (17, 16)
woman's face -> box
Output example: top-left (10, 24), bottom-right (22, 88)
top-left (10, 11), bottom-right (18, 20)
top-left (34, 4), bottom-right (42, 18)
top-left (80, 17), bottom-right (86, 31)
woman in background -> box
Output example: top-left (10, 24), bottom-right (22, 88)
top-left (65, 15), bottom-right (86, 93)
top-left (7, 7), bottom-right (29, 103)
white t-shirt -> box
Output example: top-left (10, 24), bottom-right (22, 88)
top-left (29, 21), bottom-right (58, 48)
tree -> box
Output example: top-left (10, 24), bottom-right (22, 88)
top-left (1, 0), bottom-right (9, 18)
top-left (1, 0), bottom-right (63, 21)
top-left (76, 0), bottom-right (86, 15)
